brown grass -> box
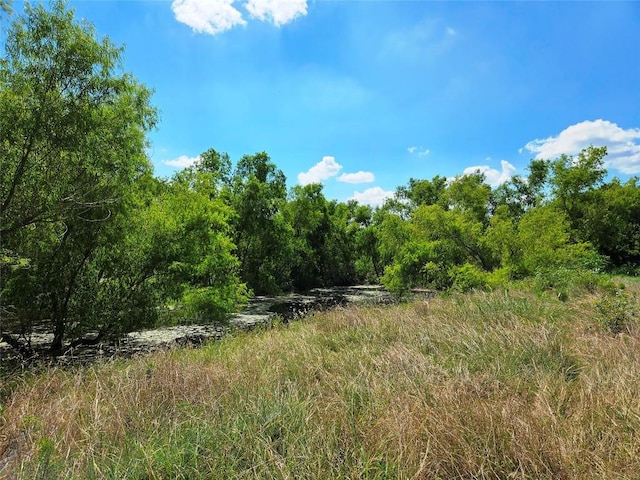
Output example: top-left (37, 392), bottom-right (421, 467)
top-left (1, 281), bottom-right (639, 479)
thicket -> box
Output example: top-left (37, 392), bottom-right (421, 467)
top-left (1, 2), bottom-right (639, 356)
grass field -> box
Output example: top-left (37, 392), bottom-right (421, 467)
top-left (1, 277), bottom-right (639, 479)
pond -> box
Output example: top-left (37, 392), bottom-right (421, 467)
top-left (0, 285), bottom-right (429, 372)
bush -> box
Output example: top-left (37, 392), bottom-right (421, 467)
top-left (450, 263), bottom-right (487, 292)
top-left (531, 268), bottom-right (616, 300)
top-left (484, 267), bottom-right (513, 288)
top-left (578, 250), bottom-right (609, 272)
top-left (595, 290), bottom-right (638, 334)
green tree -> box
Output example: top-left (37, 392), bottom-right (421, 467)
top-left (0, 1), bottom-right (155, 238)
top-left (548, 145), bottom-right (607, 242)
top-left (376, 209), bottom-right (412, 269)
top-left (287, 183), bottom-right (328, 290)
top-left (228, 152), bottom-right (293, 294)
top-left (516, 206), bottom-right (592, 275)
top-left (445, 172), bottom-right (492, 225)
top-left (396, 176), bottom-right (448, 210)
top-left (0, 1), bottom-right (157, 353)
top-left (194, 148), bottom-right (232, 189)
top-left (585, 177), bottom-right (640, 269)
top-left (350, 202), bottom-right (382, 282)
top-left (380, 173), bottom-right (500, 294)
top-left (101, 169), bottom-right (246, 331)
top-left (285, 184), bottom-right (358, 290)
top-left (483, 205), bottom-right (520, 277)
top-left (491, 159), bottom-right (549, 220)
top-left (324, 200), bottom-right (359, 286)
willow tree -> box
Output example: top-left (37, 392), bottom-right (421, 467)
top-left (0, 1), bottom-right (157, 354)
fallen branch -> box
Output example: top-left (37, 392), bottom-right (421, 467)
top-left (0, 333), bottom-right (33, 358)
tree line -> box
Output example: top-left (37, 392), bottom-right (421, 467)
top-left (1, 2), bottom-right (639, 355)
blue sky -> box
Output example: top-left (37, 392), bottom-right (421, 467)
top-left (11, 1), bottom-right (640, 205)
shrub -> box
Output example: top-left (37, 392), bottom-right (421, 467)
top-left (595, 290), bottom-right (638, 334)
top-left (450, 263), bottom-right (488, 292)
top-left (484, 267), bottom-right (513, 289)
top-left (531, 268), bottom-right (615, 300)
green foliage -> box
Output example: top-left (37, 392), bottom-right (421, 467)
top-left (0, 0), bottom-right (156, 238)
top-left (381, 242), bottom-right (447, 295)
top-left (351, 204), bottom-right (382, 282)
top-left (484, 267), bottom-right (512, 288)
top-left (284, 185), bottom-right (369, 290)
top-left (0, 0), bottom-right (157, 352)
top-left (0, 0), bottom-right (637, 363)
top-left (0, 3), bottom-right (244, 353)
top-left (182, 285), bottom-right (248, 325)
top-left (483, 205), bottom-right (519, 277)
top-left (446, 172), bottom-right (492, 225)
top-left (550, 146), bottom-right (607, 211)
top-left (377, 147), bottom-right (630, 296)
top-left (595, 290), bottom-right (638, 334)
top-left (380, 193), bottom-right (495, 294)
top-left (516, 206), bottom-right (591, 275)
top-left (228, 152), bottom-right (293, 294)
top-left (396, 175), bottom-right (448, 210)
top-left (0, 248), bottom-right (29, 270)
top-left (377, 210), bottom-right (412, 267)
top-left (585, 177), bottom-right (640, 268)
top-left (98, 169), bottom-right (246, 331)
top-left (450, 262), bottom-right (488, 292)
top-left (530, 268), bottom-right (615, 301)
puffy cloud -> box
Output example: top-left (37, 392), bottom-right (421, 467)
top-left (245, 0), bottom-right (307, 26)
top-left (338, 171), bottom-right (375, 184)
top-left (350, 186), bottom-right (394, 207)
top-left (298, 156), bottom-right (342, 185)
top-left (522, 119), bottom-right (640, 174)
top-left (462, 159), bottom-right (516, 187)
top-left (171, 0), bottom-right (307, 34)
top-left (171, 0), bottom-right (246, 34)
top-left (408, 146), bottom-right (430, 157)
top-left (164, 155), bottom-right (200, 168)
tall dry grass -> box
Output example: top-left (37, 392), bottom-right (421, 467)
top-left (1, 281), bottom-right (639, 479)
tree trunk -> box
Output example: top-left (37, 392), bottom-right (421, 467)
top-left (49, 304), bottom-right (65, 355)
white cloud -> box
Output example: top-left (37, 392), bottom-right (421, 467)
top-left (171, 0), bottom-right (246, 35)
top-left (446, 27), bottom-right (456, 36)
top-left (298, 156), bottom-right (342, 185)
top-left (408, 146), bottom-right (430, 157)
top-left (462, 159), bottom-right (516, 187)
top-left (164, 155), bottom-right (200, 168)
top-left (350, 187), bottom-right (394, 207)
top-left (338, 171), bottom-right (375, 184)
top-left (245, 0), bottom-right (307, 26)
top-left (522, 119), bottom-right (640, 174)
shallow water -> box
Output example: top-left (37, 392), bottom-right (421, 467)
top-left (0, 285), bottom-right (403, 370)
